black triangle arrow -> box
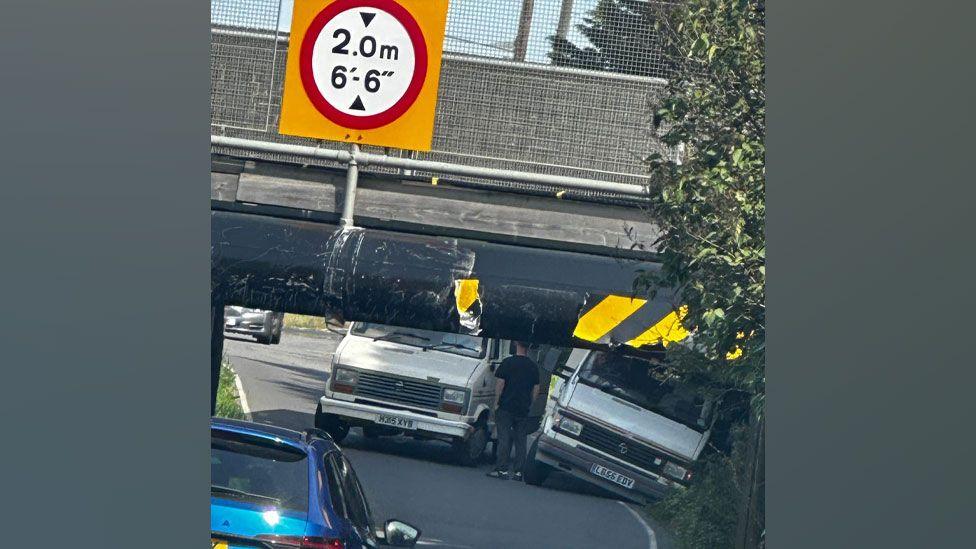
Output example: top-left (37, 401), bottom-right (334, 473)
top-left (360, 12), bottom-right (376, 27)
top-left (350, 96), bottom-right (366, 111)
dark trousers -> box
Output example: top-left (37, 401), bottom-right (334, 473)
top-left (494, 409), bottom-right (529, 473)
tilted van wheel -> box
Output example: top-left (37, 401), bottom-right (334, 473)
top-left (522, 435), bottom-right (553, 486)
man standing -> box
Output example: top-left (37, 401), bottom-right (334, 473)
top-left (487, 341), bottom-right (539, 481)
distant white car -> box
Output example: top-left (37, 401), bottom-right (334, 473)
top-left (224, 306), bottom-right (284, 345)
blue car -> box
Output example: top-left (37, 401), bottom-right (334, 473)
top-left (211, 418), bottom-right (421, 549)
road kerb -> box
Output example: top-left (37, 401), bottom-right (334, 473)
top-left (618, 501), bottom-right (658, 549)
top-left (232, 367), bottom-right (252, 421)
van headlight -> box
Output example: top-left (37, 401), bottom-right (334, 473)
top-left (663, 461), bottom-right (690, 482)
top-left (442, 388), bottom-right (466, 405)
top-left (332, 368), bottom-right (358, 393)
top-left (440, 388), bottom-right (467, 414)
top-left (557, 416), bottom-right (583, 437)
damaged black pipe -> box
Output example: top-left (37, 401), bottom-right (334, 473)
top-left (212, 210), bottom-right (675, 348)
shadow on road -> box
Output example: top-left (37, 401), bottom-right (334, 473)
top-left (343, 433), bottom-right (463, 467)
top-left (540, 470), bottom-right (625, 501)
top-left (244, 358), bottom-right (329, 402)
top-left (248, 406), bottom-right (627, 503)
top-left (224, 334), bottom-right (260, 344)
top-left (249, 408), bottom-right (315, 431)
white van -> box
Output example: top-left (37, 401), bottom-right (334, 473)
top-left (315, 322), bottom-right (552, 465)
top-left (525, 348), bottom-right (714, 504)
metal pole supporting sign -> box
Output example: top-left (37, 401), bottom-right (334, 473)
top-left (340, 142), bottom-right (360, 228)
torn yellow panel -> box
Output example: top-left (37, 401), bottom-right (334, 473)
top-left (573, 295), bottom-right (647, 342)
top-left (626, 306), bottom-right (690, 348)
top-left (454, 279), bottom-right (480, 313)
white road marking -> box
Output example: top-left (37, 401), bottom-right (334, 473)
top-left (618, 501), bottom-right (658, 549)
top-left (416, 540), bottom-right (471, 549)
top-left (233, 368), bottom-right (252, 420)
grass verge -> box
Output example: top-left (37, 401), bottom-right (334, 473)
top-left (283, 313), bottom-right (328, 331)
top-left (214, 358), bottom-right (245, 420)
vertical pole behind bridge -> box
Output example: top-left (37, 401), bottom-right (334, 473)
top-left (210, 294), bottom-right (224, 416)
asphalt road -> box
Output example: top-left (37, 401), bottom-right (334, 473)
top-left (223, 328), bottom-right (671, 549)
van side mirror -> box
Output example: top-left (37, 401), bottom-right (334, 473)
top-left (382, 519), bottom-right (421, 547)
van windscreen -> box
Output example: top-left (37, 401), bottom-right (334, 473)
top-left (351, 322), bottom-right (486, 358)
top-left (578, 351), bottom-right (710, 431)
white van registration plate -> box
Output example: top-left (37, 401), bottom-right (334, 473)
top-left (376, 414), bottom-right (416, 430)
top-left (590, 463), bottom-right (635, 489)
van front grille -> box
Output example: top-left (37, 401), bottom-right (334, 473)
top-left (352, 371), bottom-right (443, 411)
top-left (575, 419), bottom-right (670, 475)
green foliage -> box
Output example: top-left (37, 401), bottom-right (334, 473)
top-left (215, 358), bottom-right (245, 420)
top-left (549, 0), bottom-right (675, 78)
top-left (639, 1), bottom-right (765, 547)
top-left (654, 454), bottom-right (738, 548)
top-left (643, 0), bottom-right (765, 409)
top-left (653, 424), bottom-right (751, 549)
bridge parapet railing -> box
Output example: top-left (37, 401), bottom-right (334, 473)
top-left (211, 0), bottom-right (679, 194)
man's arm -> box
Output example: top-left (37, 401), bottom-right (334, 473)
top-left (531, 383), bottom-right (540, 402)
top-left (493, 358), bottom-right (509, 409)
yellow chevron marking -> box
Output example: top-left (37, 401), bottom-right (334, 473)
top-left (573, 295), bottom-right (647, 342)
top-left (454, 279), bottom-right (480, 313)
top-left (626, 306), bottom-right (690, 348)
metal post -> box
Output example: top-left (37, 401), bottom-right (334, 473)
top-left (210, 295), bottom-right (224, 416)
top-left (556, 0), bottom-right (575, 39)
top-left (340, 143), bottom-right (360, 228)
top-left (513, 0), bottom-right (536, 62)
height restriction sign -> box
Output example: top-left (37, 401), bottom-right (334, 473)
top-left (279, 0), bottom-right (449, 151)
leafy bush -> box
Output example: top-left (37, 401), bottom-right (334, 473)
top-left (653, 450), bottom-right (739, 548)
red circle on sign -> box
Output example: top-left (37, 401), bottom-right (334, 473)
top-left (299, 0), bottom-right (429, 130)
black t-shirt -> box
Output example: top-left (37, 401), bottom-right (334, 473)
top-left (494, 355), bottom-right (540, 417)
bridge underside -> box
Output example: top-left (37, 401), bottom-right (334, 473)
top-left (212, 156), bottom-right (661, 260)
top-left (210, 156), bottom-right (674, 411)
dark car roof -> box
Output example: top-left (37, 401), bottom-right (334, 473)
top-left (211, 417), bottom-right (337, 453)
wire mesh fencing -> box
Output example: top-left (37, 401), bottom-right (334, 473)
top-left (211, 0), bottom-right (679, 187)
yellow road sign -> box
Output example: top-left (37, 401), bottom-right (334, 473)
top-left (279, 0), bottom-right (449, 151)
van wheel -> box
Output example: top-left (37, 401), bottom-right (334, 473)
top-left (523, 435), bottom-right (552, 486)
top-left (315, 404), bottom-right (349, 443)
top-left (454, 424), bottom-right (488, 466)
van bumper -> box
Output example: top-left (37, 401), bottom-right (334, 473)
top-left (535, 433), bottom-right (678, 503)
top-left (319, 396), bottom-right (474, 439)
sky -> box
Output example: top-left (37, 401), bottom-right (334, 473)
top-left (211, 0), bottom-right (599, 64)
